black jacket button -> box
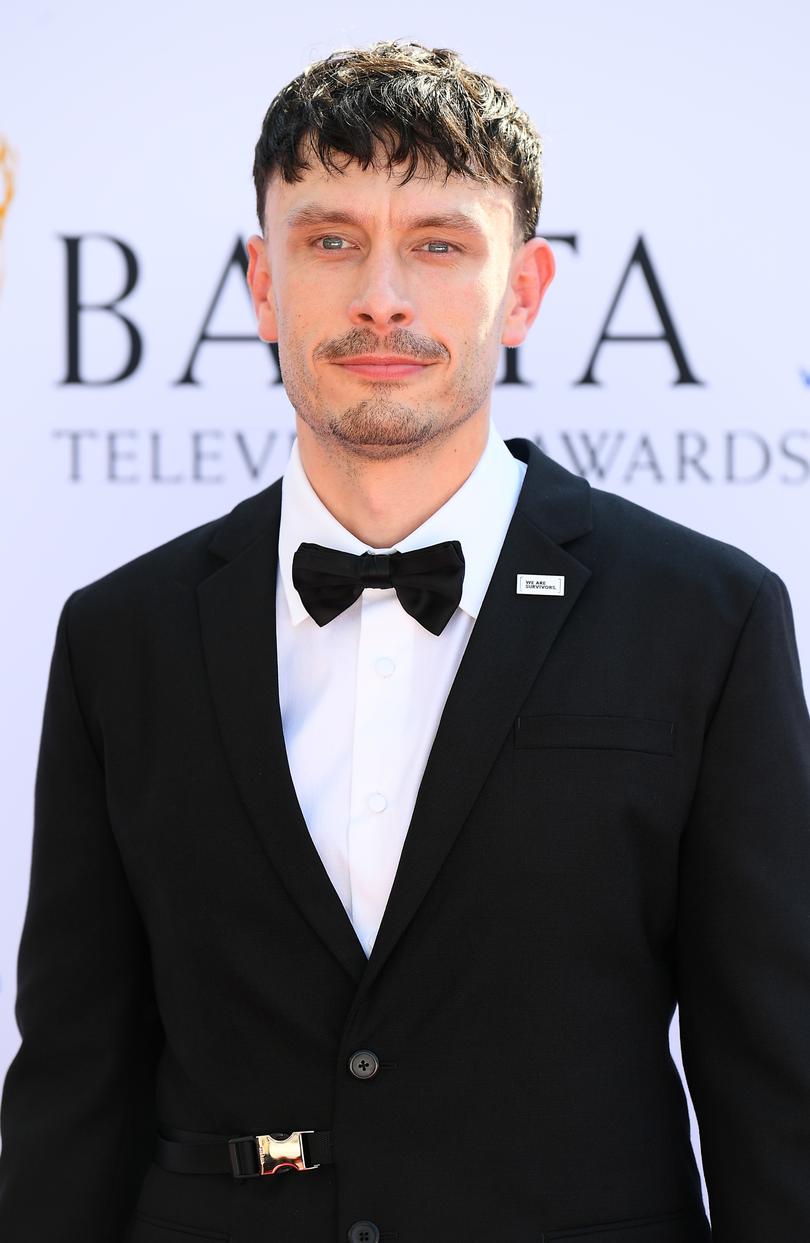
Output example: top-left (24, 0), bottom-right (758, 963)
top-left (348, 1049), bottom-right (380, 1079)
top-left (347, 1222), bottom-right (380, 1243)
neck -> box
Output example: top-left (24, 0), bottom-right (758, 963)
top-left (295, 410), bottom-right (491, 549)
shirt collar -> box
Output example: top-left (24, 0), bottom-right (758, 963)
top-left (278, 421), bottom-right (527, 627)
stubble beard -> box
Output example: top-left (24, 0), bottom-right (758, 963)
top-left (281, 348), bottom-right (495, 463)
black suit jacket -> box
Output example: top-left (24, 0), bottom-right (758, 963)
top-left (1, 437), bottom-right (809, 1243)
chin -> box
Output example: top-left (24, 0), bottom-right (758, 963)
top-left (327, 432), bottom-right (433, 462)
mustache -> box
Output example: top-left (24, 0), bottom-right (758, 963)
top-left (314, 328), bottom-right (448, 364)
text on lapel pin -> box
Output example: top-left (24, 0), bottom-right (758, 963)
top-left (516, 574), bottom-right (565, 596)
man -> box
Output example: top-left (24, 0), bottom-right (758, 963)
top-left (1, 38), bottom-right (809, 1243)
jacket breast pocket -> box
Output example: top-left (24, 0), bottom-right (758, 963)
top-left (515, 713), bottom-right (675, 757)
top-left (127, 1211), bottom-right (230, 1242)
top-left (541, 1205), bottom-right (710, 1240)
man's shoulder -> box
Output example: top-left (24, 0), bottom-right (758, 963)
top-left (583, 478), bottom-right (772, 616)
top-left (518, 438), bottom-right (771, 603)
top-left (65, 478), bottom-right (282, 630)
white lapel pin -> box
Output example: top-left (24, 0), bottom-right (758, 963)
top-left (516, 574), bottom-right (565, 596)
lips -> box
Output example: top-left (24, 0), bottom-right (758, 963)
top-left (332, 357), bottom-right (436, 380)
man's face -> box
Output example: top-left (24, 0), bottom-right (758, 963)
top-left (247, 144), bottom-right (553, 461)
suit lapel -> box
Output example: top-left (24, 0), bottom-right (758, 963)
top-left (356, 438), bottom-right (593, 996)
top-left (196, 481), bottom-right (369, 985)
top-left (195, 437), bottom-right (592, 996)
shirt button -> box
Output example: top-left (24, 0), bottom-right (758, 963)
top-left (348, 1223), bottom-right (380, 1243)
top-left (367, 792), bottom-right (387, 813)
top-left (374, 656), bottom-right (396, 677)
top-left (348, 1049), bottom-right (380, 1079)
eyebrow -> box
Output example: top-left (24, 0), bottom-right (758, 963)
top-left (284, 203), bottom-right (488, 240)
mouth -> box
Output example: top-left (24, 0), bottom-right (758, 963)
top-left (331, 356), bottom-right (438, 381)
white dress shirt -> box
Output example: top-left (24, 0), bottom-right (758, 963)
top-left (276, 421), bottom-right (527, 958)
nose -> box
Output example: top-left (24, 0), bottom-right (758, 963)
top-left (347, 247), bottom-right (415, 332)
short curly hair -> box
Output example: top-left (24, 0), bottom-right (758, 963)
top-left (252, 40), bottom-right (543, 246)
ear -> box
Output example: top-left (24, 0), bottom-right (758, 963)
top-left (501, 237), bottom-right (556, 348)
top-left (246, 234), bottom-right (278, 343)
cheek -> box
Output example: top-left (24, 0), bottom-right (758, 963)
top-left (276, 258), bottom-right (344, 317)
top-left (428, 265), bottom-right (496, 321)
top-left (456, 270), bottom-right (505, 337)
top-left (274, 291), bottom-right (324, 355)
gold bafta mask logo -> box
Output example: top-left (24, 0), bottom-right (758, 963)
top-left (0, 135), bottom-right (17, 295)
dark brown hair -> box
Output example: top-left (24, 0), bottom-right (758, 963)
top-left (252, 40), bottom-right (543, 246)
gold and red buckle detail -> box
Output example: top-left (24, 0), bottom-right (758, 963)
top-left (228, 1130), bottom-right (318, 1177)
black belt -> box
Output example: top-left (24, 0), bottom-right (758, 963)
top-left (156, 1126), bottom-right (334, 1178)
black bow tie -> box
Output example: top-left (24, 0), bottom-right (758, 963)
top-left (291, 540), bottom-right (465, 636)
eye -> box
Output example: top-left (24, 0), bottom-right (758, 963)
top-left (316, 235), bottom-right (350, 251)
top-left (419, 240), bottom-right (458, 254)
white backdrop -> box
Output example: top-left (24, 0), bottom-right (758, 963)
top-left (2, 0), bottom-right (809, 1213)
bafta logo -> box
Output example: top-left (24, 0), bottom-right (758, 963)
top-left (0, 135), bottom-right (17, 296)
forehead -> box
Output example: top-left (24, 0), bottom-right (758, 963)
top-left (264, 150), bottom-right (516, 241)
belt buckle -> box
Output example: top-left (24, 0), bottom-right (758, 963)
top-left (229, 1131), bottom-right (318, 1177)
